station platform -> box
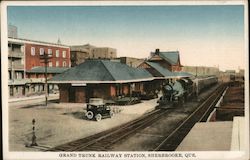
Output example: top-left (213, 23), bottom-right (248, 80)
top-left (176, 116), bottom-right (245, 151)
top-left (230, 117), bottom-right (245, 151)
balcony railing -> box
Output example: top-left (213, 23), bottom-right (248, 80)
top-left (8, 63), bottom-right (24, 70)
top-left (8, 51), bottom-right (24, 58)
top-left (8, 79), bottom-right (27, 85)
top-left (8, 78), bottom-right (45, 85)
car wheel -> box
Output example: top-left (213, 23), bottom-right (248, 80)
top-left (95, 114), bottom-right (102, 121)
top-left (86, 111), bottom-right (94, 119)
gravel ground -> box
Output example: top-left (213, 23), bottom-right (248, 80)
top-left (111, 103), bottom-right (197, 151)
top-left (9, 98), bottom-right (157, 151)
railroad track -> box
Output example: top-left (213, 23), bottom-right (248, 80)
top-left (48, 108), bottom-right (169, 151)
top-left (153, 83), bottom-right (228, 151)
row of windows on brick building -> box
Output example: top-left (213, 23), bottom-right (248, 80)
top-left (48, 61), bottom-right (68, 67)
top-left (31, 47), bottom-right (67, 58)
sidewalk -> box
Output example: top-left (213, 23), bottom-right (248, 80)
top-left (8, 94), bottom-right (59, 103)
top-left (119, 98), bottom-right (158, 115)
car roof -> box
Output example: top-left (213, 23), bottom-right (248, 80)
top-left (88, 103), bottom-right (105, 106)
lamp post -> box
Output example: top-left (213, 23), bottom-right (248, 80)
top-left (40, 51), bottom-right (52, 106)
top-left (31, 118), bottom-right (37, 146)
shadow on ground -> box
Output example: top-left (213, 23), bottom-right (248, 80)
top-left (62, 111), bottom-right (87, 120)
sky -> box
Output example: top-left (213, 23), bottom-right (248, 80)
top-left (7, 5), bottom-right (245, 71)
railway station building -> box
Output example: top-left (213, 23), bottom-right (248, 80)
top-left (49, 59), bottom-right (154, 103)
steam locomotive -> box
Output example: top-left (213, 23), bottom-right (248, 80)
top-left (157, 76), bottom-right (218, 107)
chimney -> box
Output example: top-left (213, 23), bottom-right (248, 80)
top-left (155, 48), bottom-right (160, 55)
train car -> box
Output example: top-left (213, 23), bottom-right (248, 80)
top-left (157, 76), bottom-right (218, 107)
top-left (194, 76), bottom-right (218, 95)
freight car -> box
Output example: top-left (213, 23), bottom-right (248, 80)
top-left (157, 76), bottom-right (218, 107)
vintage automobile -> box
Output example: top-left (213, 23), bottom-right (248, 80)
top-left (85, 98), bottom-right (114, 121)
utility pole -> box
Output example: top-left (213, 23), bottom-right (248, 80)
top-left (40, 51), bottom-right (52, 106)
top-left (195, 66), bottom-right (197, 77)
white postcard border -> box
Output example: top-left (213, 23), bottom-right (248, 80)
top-left (1, 1), bottom-right (249, 160)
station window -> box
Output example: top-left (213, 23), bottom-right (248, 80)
top-left (40, 48), bottom-right (44, 55)
top-left (62, 51), bottom-right (66, 58)
top-left (56, 50), bottom-right (60, 57)
top-left (31, 47), bottom-right (35, 56)
top-left (56, 61), bottom-right (59, 67)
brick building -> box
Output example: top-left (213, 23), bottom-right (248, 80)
top-left (49, 60), bottom-right (154, 103)
top-left (115, 57), bottom-right (145, 68)
top-left (8, 39), bottom-right (26, 97)
top-left (70, 44), bottom-right (95, 66)
top-left (182, 66), bottom-right (220, 76)
top-left (92, 47), bottom-right (116, 59)
top-left (8, 37), bottom-right (70, 97)
top-left (148, 49), bottom-right (183, 72)
top-left (70, 44), bottom-right (117, 67)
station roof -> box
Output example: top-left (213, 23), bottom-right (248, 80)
top-left (174, 71), bottom-right (194, 78)
top-left (146, 62), bottom-right (176, 78)
top-left (49, 60), bottom-right (154, 83)
top-left (26, 67), bottom-right (69, 74)
top-left (146, 62), bottom-right (193, 78)
top-left (158, 51), bottom-right (180, 65)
